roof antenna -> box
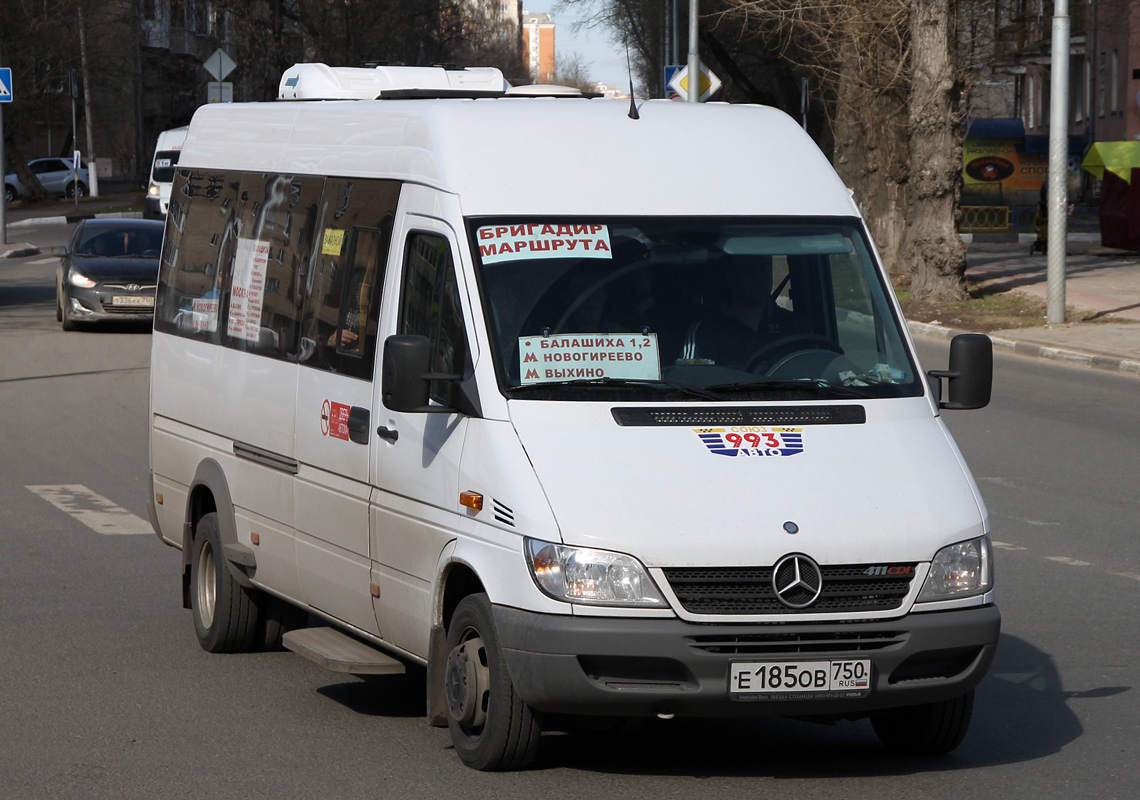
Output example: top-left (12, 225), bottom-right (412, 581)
top-left (626, 46), bottom-right (639, 120)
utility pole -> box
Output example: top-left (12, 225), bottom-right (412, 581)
top-left (1047, 0), bottom-right (1070, 324)
top-left (1, 38), bottom-right (7, 245)
top-left (78, 3), bottom-right (99, 197)
top-left (687, 0), bottom-right (699, 102)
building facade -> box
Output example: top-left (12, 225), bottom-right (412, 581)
top-left (522, 11), bottom-right (555, 84)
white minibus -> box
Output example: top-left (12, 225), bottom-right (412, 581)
top-left (143, 126), bottom-right (188, 219)
top-left (148, 63), bottom-right (999, 771)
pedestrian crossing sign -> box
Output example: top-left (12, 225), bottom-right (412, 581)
top-left (0, 68), bottom-right (12, 102)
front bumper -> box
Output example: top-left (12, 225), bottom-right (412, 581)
top-left (494, 604), bottom-right (1000, 718)
top-left (66, 287), bottom-right (155, 322)
top-left (144, 196), bottom-right (165, 219)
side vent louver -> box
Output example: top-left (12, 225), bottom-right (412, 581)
top-left (493, 499), bottom-right (515, 527)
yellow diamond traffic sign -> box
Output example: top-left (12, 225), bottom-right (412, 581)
top-left (667, 62), bottom-right (722, 102)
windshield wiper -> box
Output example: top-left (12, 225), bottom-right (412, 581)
top-left (705, 378), bottom-right (875, 399)
top-left (508, 377), bottom-right (725, 400)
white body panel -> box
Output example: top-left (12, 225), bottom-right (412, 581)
top-left (178, 99), bottom-right (856, 218)
top-left (507, 397), bottom-right (986, 568)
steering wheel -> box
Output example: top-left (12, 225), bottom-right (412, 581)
top-left (745, 333), bottom-right (842, 372)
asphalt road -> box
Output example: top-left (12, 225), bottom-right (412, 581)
top-left (1, 221), bottom-right (1137, 799)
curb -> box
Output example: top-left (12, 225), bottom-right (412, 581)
top-left (7, 210), bottom-right (143, 231)
top-left (7, 216), bottom-right (68, 229)
top-left (1, 244), bottom-right (42, 259)
top-left (908, 320), bottom-right (1140, 376)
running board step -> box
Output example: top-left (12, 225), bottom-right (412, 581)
top-left (283, 627), bottom-right (406, 675)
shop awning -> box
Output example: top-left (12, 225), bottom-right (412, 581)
top-left (1081, 141), bottom-right (1140, 184)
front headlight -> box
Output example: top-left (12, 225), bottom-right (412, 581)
top-left (148, 184), bottom-right (160, 197)
top-left (918, 536), bottom-right (992, 601)
top-left (68, 266), bottom-right (96, 288)
top-left (524, 538), bottom-right (666, 607)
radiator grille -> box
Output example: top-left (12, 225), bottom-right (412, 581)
top-left (663, 563), bottom-right (917, 615)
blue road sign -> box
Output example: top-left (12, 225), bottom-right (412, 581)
top-left (663, 65), bottom-right (683, 98)
top-left (0, 68), bottom-right (13, 103)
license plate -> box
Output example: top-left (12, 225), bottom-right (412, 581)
top-left (112, 295), bottom-right (154, 307)
top-left (729, 659), bottom-right (871, 700)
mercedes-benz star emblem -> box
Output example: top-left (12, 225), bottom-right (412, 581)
top-left (772, 554), bottom-right (824, 609)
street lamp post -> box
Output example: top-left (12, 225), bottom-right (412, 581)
top-left (1047, 0), bottom-right (1070, 324)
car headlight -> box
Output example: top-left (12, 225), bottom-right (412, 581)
top-left (148, 184), bottom-right (160, 197)
top-left (68, 266), bottom-right (96, 288)
top-left (918, 536), bottom-right (992, 601)
top-left (524, 538), bottom-right (666, 607)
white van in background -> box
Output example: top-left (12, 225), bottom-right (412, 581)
top-left (147, 64), bottom-right (999, 771)
top-left (143, 125), bottom-right (187, 219)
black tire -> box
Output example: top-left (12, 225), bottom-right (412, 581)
top-left (4, 185), bottom-right (15, 204)
top-left (258, 595), bottom-right (309, 650)
top-left (66, 181), bottom-right (87, 199)
top-left (60, 295), bottom-right (78, 331)
top-left (56, 292), bottom-right (63, 322)
top-left (444, 594), bottom-right (540, 770)
top-left (871, 690), bottom-right (974, 755)
top-left (190, 512), bottom-right (260, 653)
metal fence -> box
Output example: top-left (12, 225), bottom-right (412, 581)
top-left (960, 205), bottom-right (1100, 234)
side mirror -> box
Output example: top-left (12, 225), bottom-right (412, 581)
top-left (382, 335), bottom-right (434, 412)
top-left (51, 246), bottom-right (69, 257)
top-left (928, 333), bottom-right (993, 410)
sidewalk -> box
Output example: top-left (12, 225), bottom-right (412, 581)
top-left (910, 235), bottom-right (1140, 375)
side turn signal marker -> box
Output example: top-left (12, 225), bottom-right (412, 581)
top-left (460, 491), bottom-right (484, 512)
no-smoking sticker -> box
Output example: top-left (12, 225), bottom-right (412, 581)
top-left (320, 399), bottom-right (351, 440)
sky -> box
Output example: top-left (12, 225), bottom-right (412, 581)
top-left (520, 2), bottom-right (630, 89)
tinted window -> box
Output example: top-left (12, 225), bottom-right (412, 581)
top-left (152, 150), bottom-right (182, 183)
top-left (398, 233), bottom-right (469, 401)
top-left (297, 179), bottom-right (398, 379)
top-left (155, 169), bottom-right (398, 377)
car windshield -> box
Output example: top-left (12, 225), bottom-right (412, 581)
top-left (469, 217), bottom-right (921, 401)
top-left (75, 225), bottom-right (164, 258)
top-left (152, 150), bottom-right (181, 183)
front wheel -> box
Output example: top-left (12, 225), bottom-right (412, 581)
top-left (4, 185), bottom-right (15, 204)
top-left (871, 690), bottom-right (974, 755)
top-left (190, 512), bottom-right (260, 653)
top-left (444, 594), bottom-right (540, 770)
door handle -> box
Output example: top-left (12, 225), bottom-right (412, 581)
top-left (377, 425), bottom-right (399, 443)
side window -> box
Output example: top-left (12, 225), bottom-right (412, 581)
top-left (398, 233), bottom-right (469, 402)
top-left (298, 178), bottom-right (399, 379)
top-left (222, 173), bottom-right (323, 359)
top-left (154, 168), bottom-right (243, 341)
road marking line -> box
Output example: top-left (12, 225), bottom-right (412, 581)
top-left (1044, 556), bottom-right (1093, 567)
top-left (1111, 572), bottom-right (1140, 582)
top-left (992, 540), bottom-right (1027, 551)
top-left (26, 484), bottom-right (153, 535)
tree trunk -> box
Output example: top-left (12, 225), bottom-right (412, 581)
top-left (831, 8), bottom-right (909, 280)
top-left (904, 0), bottom-right (968, 301)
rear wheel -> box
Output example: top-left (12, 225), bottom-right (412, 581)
top-left (871, 690), bottom-right (974, 755)
top-left (4, 185), bottom-right (15, 204)
top-left (65, 181), bottom-right (87, 199)
top-left (444, 593), bottom-right (540, 770)
top-left (190, 512), bottom-right (260, 653)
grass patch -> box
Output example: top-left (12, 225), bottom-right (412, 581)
top-left (894, 280), bottom-right (1051, 332)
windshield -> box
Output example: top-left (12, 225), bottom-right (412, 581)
top-left (151, 150), bottom-right (181, 183)
top-left (469, 217), bottom-right (921, 401)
